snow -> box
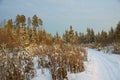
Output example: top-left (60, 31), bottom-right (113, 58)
top-left (31, 56), bottom-right (52, 80)
top-left (68, 48), bottom-right (120, 80)
top-left (31, 69), bottom-right (52, 80)
top-left (31, 48), bottom-right (120, 80)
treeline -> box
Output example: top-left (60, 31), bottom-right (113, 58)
top-left (62, 23), bottom-right (120, 46)
top-left (0, 15), bottom-right (88, 80)
top-left (62, 22), bottom-right (120, 54)
top-left (0, 15), bottom-right (120, 53)
top-left (0, 15), bottom-right (53, 50)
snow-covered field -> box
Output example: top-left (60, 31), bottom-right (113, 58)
top-left (68, 48), bottom-right (120, 80)
top-left (31, 48), bottom-right (120, 80)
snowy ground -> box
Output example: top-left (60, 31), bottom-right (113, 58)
top-left (31, 48), bottom-right (120, 80)
top-left (68, 48), bottom-right (120, 80)
top-left (31, 56), bottom-right (52, 80)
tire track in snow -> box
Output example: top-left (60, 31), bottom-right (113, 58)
top-left (92, 53), bottom-right (114, 80)
top-left (96, 53), bottom-right (120, 80)
top-left (31, 49), bottom-right (120, 80)
top-left (88, 48), bottom-right (120, 80)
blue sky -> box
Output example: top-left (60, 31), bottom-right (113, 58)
top-left (0, 0), bottom-right (120, 35)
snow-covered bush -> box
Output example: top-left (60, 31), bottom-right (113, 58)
top-left (26, 44), bottom-right (87, 80)
top-left (113, 43), bottom-right (120, 54)
top-left (0, 49), bottom-right (35, 80)
top-left (0, 43), bottom-right (87, 80)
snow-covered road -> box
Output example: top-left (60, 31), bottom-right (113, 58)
top-left (32, 48), bottom-right (120, 80)
top-left (68, 48), bottom-right (120, 80)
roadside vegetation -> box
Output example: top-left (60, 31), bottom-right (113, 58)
top-left (0, 14), bottom-right (119, 80)
top-left (0, 15), bottom-right (87, 80)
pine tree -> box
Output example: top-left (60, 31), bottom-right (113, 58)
top-left (32, 15), bottom-right (38, 31)
top-left (114, 22), bottom-right (120, 54)
top-left (115, 22), bottom-right (120, 42)
top-left (69, 25), bottom-right (74, 44)
top-left (100, 30), bottom-right (108, 46)
top-left (62, 30), bottom-right (69, 43)
top-left (86, 28), bottom-right (95, 43)
top-left (79, 32), bottom-right (85, 44)
top-left (4, 19), bottom-right (13, 35)
top-left (21, 15), bottom-right (26, 26)
top-left (38, 18), bottom-right (43, 30)
top-left (27, 17), bottom-right (31, 28)
top-left (54, 32), bottom-right (61, 44)
top-left (108, 27), bottom-right (115, 43)
top-left (15, 14), bottom-right (21, 28)
top-left (7, 19), bottom-right (13, 29)
top-left (90, 29), bottom-right (95, 43)
top-left (74, 31), bottom-right (79, 44)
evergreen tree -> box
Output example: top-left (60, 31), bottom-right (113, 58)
top-left (32, 15), bottom-right (38, 30)
top-left (27, 17), bottom-right (31, 28)
top-left (21, 15), bottom-right (26, 26)
top-left (38, 18), bottom-right (43, 30)
top-left (86, 28), bottom-right (90, 43)
top-left (62, 30), bottom-right (69, 43)
top-left (79, 32), bottom-right (85, 43)
top-left (108, 27), bottom-right (115, 43)
top-left (15, 14), bottom-right (21, 28)
top-left (100, 30), bottom-right (108, 46)
top-left (115, 22), bottom-right (120, 42)
top-left (114, 21), bottom-right (120, 54)
top-left (86, 28), bottom-right (95, 43)
top-left (54, 32), bottom-right (61, 44)
top-left (7, 19), bottom-right (13, 29)
top-left (74, 31), bottom-right (79, 44)
top-left (69, 25), bottom-right (74, 44)
top-left (90, 29), bottom-right (95, 43)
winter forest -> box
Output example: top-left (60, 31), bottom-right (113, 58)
top-left (0, 14), bottom-right (120, 80)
